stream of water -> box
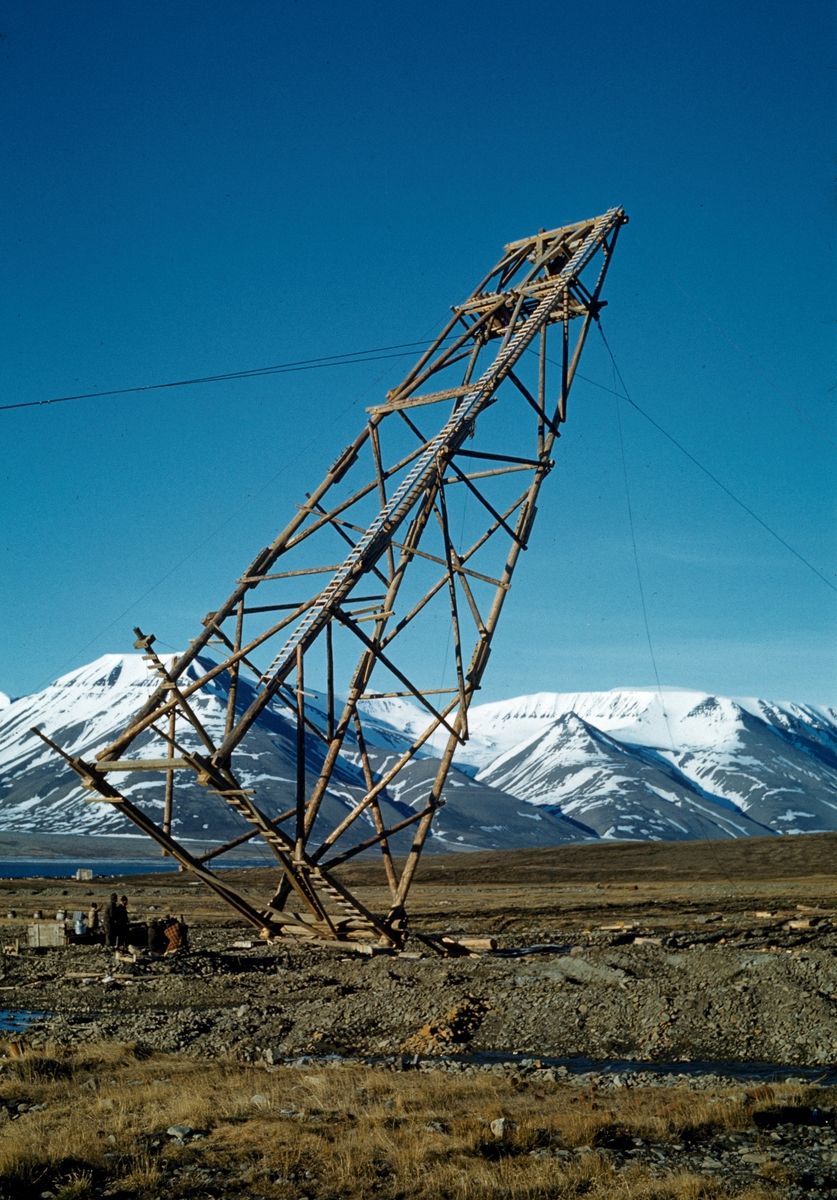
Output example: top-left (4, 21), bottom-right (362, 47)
top-left (0, 1005), bottom-right (832, 1084)
top-left (463, 1050), bottom-right (837, 1085)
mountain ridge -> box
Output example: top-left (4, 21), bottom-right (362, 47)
top-left (2, 655), bottom-right (837, 852)
top-left (0, 654), bottom-right (583, 855)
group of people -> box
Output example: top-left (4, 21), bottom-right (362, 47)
top-left (85, 894), bottom-right (188, 955)
top-left (86, 893), bottom-right (130, 948)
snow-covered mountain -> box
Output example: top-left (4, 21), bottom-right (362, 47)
top-left (427, 688), bottom-right (837, 838)
top-left (475, 712), bottom-right (773, 841)
top-left (0, 655), bottom-right (583, 854)
top-left (2, 660), bottom-right (836, 851)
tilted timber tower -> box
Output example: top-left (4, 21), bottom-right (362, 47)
top-left (39, 208), bottom-right (627, 950)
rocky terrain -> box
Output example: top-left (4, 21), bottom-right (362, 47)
top-left (4, 942), bottom-right (837, 1197)
top-left (4, 919), bottom-right (837, 1072)
top-left (2, 835), bottom-right (837, 1195)
top-left (2, 839), bottom-right (837, 1069)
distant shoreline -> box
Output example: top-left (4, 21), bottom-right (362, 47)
top-left (0, 830), bottom-right (262, 860)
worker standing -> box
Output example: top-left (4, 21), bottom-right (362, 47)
top-left (117, 895), bottom-right (130, 948)
top-left (102, 893), bottom-right (120, 948)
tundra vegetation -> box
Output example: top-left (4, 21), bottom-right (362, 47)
top-left (0, 1039), bottom-right (818, 1199)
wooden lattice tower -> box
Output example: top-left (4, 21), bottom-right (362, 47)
top-left (38, 207), bottom-right (626, 949)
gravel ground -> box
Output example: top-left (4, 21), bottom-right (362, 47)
top-left (4, 883), bottom-right (837, 1194)
top-left (3, 915), bottom-right (837, 1068)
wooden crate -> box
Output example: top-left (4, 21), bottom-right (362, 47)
top-left (27, 922), bottom-right (67, 948)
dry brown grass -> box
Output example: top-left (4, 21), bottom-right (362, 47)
top-left (0, 1038), bottom-right (816, 1199)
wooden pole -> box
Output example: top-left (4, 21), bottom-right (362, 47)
top-left (225, 602), bottom-right (244, 738)
top-left (538, 326), bottom-right (546, 456)
top-left (162, 699), bottom-right (176, 856)
top-left (326, 621), bottom-right (334, 742)
top-left (295, 645), bottom-right (305, 858)
top-left (560, 292), bottom-right (569, 423)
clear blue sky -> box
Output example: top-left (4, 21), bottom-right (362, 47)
top-left (1, 0), bottom-right (835, 706)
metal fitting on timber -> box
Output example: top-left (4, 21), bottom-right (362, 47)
top-left (467, 640), bottom-right (491, 683)
top-left (328, 444), bottom-right (358, 482)
top-left (518, 503), bottom-right (538, 548)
